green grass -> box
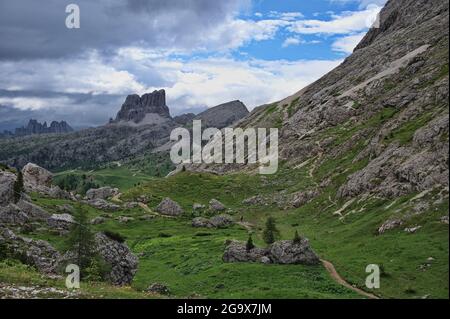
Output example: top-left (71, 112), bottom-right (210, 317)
top-left (55, 166), bottom-right (155, 192)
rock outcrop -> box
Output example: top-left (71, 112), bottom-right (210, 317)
top-left (209, 199), bottom-right (226, 212)
top-left (86, 187), bottom-right (120, 200)
top-left (0, 227), bottom-right (61, 273)
top-left (223, 239), bottom-right (320, 265)
top-left (114, 90), bottom-right (171, 124)
top-left (94, 232), bottom-right (138, 286)
top-left (0, 170), bottom-right (16, 206)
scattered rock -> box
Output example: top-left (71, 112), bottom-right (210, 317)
top-left (210, 214), bottom-right (234, 228)
top-left (289, 190), bottom-right (320, 208)
top-left (193, 203), bottom-right (206, 211)
top-left (86, 187), bottom-right (120, 200)
top-left (440, 216), bottom-right (449, 224)
top-left (147, 283), bottom-right (170, 295)
top-left (47, 213), bottom-right (75, 231)
top-left (156, 198), bottom-right (183, 216)
top-left (56, 204), bottom-right (75, 214)
top-left (123, 202), bottom-right (139, 209)
top-left (85, 199), bottom-right (121, 211)
top-left (90, 216), bottom-right (107, 225)
top-left (378, 219), bottom-right (403, 234)
top-left (118, 216), bottom-right (134, 223)
top-left (404, 226), bottom-right (422, 233)
top-left (209, 199), bottom-right (226, 212)
top-left (192, 217), bottom-right (213, 228)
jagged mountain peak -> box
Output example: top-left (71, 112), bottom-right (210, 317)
top-left (114, 89), bottom-right (171, 124)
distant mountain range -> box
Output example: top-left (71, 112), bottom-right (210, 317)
top-left (0, 119), bottom-right (73, 138)
top-left (0, 90), bottom-right (249, 170)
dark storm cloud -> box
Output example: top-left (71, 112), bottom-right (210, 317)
top-left (0, 0), bottom-right (248, 60)
top-left (0, 89), bottom-right (124, 130)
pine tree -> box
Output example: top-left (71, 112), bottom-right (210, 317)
top-left (13, 171), bottom-right (24, 203)
top-left (66, 208), bottom-right (97, 278)
top-left (262, 217), bottom-right (279, 245)
top-left (246, 234), bottom-right (255, 251)
top-left (293, 230), bottom-right (302, 245)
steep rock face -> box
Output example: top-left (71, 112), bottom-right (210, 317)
top-left (22, 163), bottom-right (53, 193)
top-left (194, 100), bottom-right (249, 129)
top-left (114, 90), bottom-right (171, 124)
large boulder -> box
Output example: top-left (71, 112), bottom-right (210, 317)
top-left (94, 232), bottom-right (138, 286)
top-left (22, 163), bottom-right (53, 193)
top-left (210, 215), bottom-right (234, 228)
top-left (192, 214), bottom-right (234, 229)
top-left (209, 199), bottom-right (226, 212)
top-left (86, 187), bottom-right (120, 200)
top-left (223, 240), bottom-right (269, 263)
top-left (223, 239), bottom-right (320, 265)
top-left (156, 198), bottom-right (183, 216)
top-left (0, 170), bottom-right (16, 206)
top-left (47, 213), bottom-right (75, 231)
top-left (269, 240), bottom-right (320, 265)
top-left (85, 199), bottom-right (121, 211)
top-left (0, 227), bottom-right (61, 273)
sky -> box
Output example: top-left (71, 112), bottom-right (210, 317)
top-left (0, 0), bottom-right (387, 130)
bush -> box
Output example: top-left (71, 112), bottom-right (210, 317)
top-left (103, 230), bottom-right (126, 243)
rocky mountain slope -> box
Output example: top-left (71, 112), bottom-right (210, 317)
top-left (192, 0), bottom-right (449, 201)
top-left (0, 90), bottom-right (249, 170)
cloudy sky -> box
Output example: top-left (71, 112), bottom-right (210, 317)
top-left (0, 0), bottom-right (386, 130)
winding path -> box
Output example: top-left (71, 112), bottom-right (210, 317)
top-left (320, 259), bottom-right (380, 299)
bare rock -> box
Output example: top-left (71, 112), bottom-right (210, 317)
top-left (0, 170), bottom-right (16, 206)
top-left (0, 227), bottom-right (61, 273)
top-left (209, 199), bottom-right (226, 212)
top-left (0, 204), bottom-right (29, 226)
top-left (223, 240), bottom-right (269, 263)
top-left (22, 163), bottom-right (53, 193)
top-left (90, 216), bottom-right (107, 225)
top-left (86, 187), bottom-right (120, 200)
top-left (147, 283), bottom-right (170, 295)
top-left (94, 232), bottom-right (138, 286)
top-left (378, 219), bottom-right (403, 234)
top-left (210, 214), bottom-right (234, 228)
top-left (156, 197), bottom-right (183, 216)
top-left (85, 199), bottom-right (121, 211)
top-left (47, 213), bottom-right (75, 231)
top-left (269, 239), bottom-right (320, 265)
top-left (192, 217), bottom-right (213, 228)
top-left (16, 200), bottom-right (50, 221)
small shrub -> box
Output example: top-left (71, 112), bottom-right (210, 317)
top-left (262, 217), bottom-right (279, 245)
top-left (158, 232), bottom-right (172, 238)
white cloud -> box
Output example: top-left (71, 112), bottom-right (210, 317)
top-left (282, 37), bottom-right (302, 48)
top-left (0, 47), bottom-right (343, 117)
top-left (288, 5), bottom-right (382, 34)
top-left (332, 32), bottom-right (366, 53)
top-left (329, 0), bottom-right (388, 10)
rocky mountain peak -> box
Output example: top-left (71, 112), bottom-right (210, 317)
top-left (114, 89), bottom-right (171, 124)
top-left (194, 100), bottom-right (249, 129)
top-left (14, 119), bottom-right (73, 136)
